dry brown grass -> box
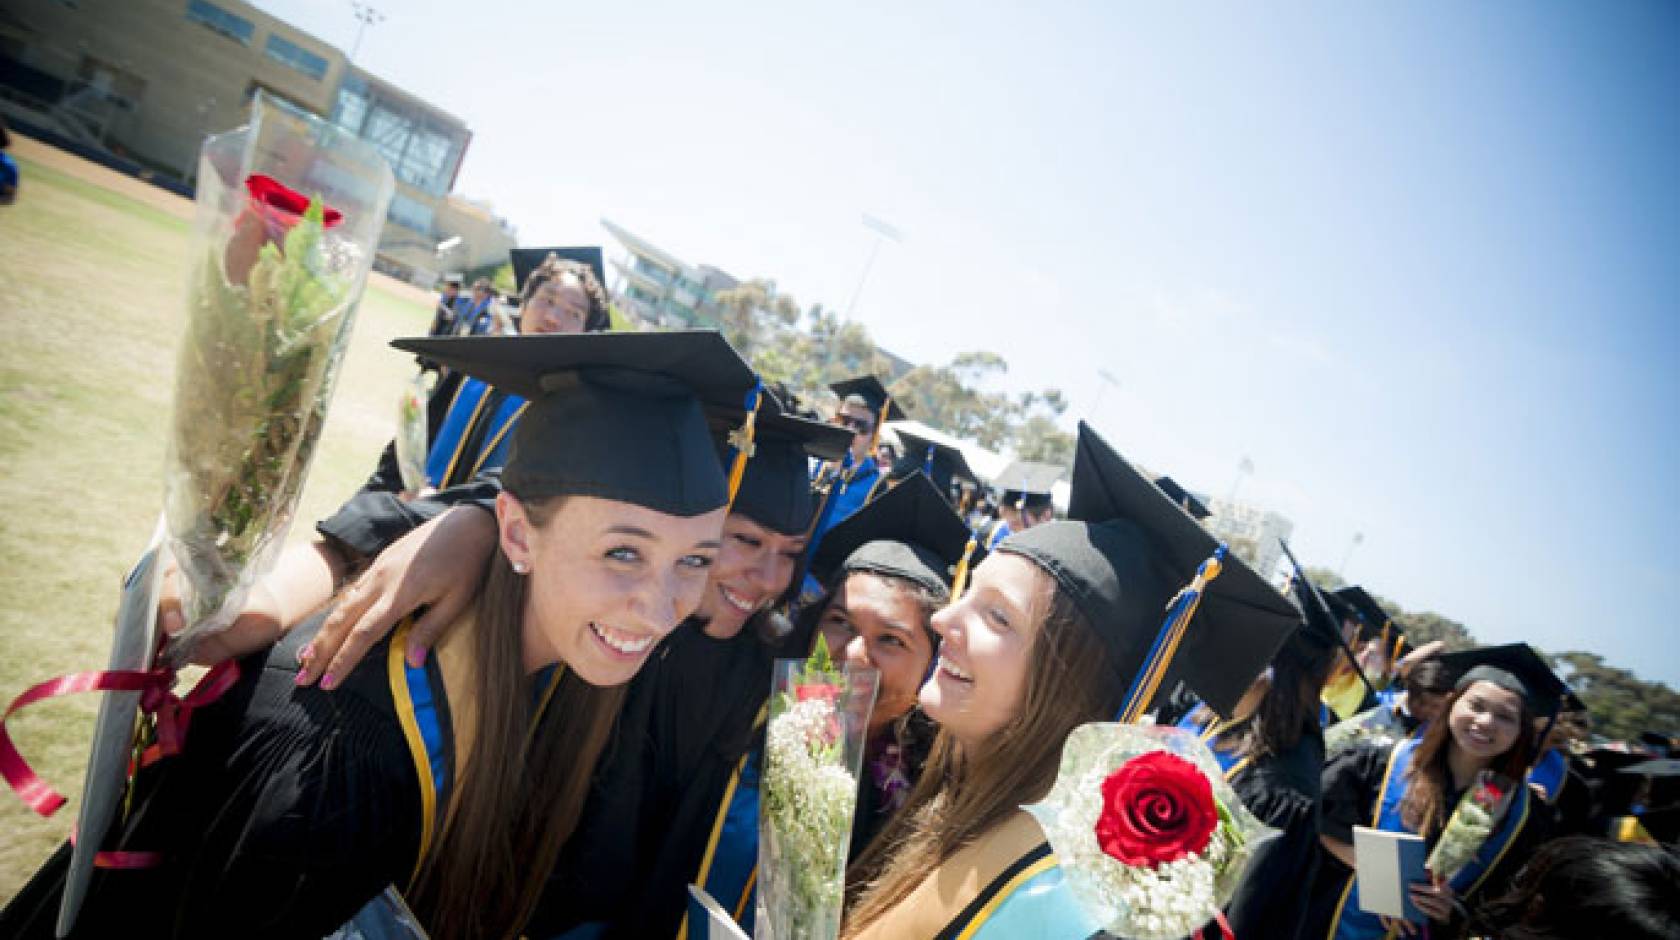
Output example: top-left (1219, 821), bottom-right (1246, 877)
top-left (0, 139), bottom-right (434, 901)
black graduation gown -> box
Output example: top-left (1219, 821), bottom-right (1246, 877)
top-left (314, 473), bottom-right (499, 569)
top-left (0, 618), bottom-right (443, 939)
top-left (525, 616), bottom-right (801, 939)
top-left (1222, 724), bottom-right (1325, 939)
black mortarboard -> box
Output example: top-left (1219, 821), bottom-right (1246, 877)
top-left (704, 405), bottom-right (850, 536)
top-left (995, 460), bottom-right (1061, 513)
top-left (1152, 476), bottom-right (1210, 521)
top-left (1640, 732), bottom-right (1674, 755)
top-left (391, 331), bottom-right (757, 516)
top-left (1438, 643), bottom-right (1570, 718)
top-left (829, 375), bottom-right (906, 422)
top-left (1333, 586), bottom-right (1397, 642)
top-left (510, 246), bottom-right (607, 290)
top-left (809, 473), bottom-right (974, 597)
top-left (997, 422), bottom-right (1300, 718)
top-left (889, 429), bottom-right (982, 495)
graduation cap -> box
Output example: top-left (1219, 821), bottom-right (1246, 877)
top-left (391, 331), bottom-right (757, 516)
top-left (996, 422), bottom-right (1301, 719)
top-left (1152, 476), bottom-right (1210, 521)
top-left (1437, 643), bottom-right (1571, 719)
top-left (809, 472), bottom-right (975, 597)
top-left (1332, 586), bottom-right (1396, 643)
top-left (510, 246), bottom-right (607, 292)
top-left (889, 429), bottom-right (982, 496)
top-left (703, 405), bottom-right (851, 536)
top-left (829, 375), bottom-right (906, 423)
top-left (995, 460), bottom-right (1061, 513)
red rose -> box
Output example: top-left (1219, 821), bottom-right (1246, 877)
top-left (225, 175), bottom-right (343, 283)
top-left (245, 174), bottom-right (344, 227)
top-left (1094, 750), bottom-right (1219, 867)
top-left (795, 683), bottom-right (840, 704)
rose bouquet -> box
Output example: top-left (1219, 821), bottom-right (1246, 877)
top-left (163, 91), bottom-right (393, 657)
top-left (393, 372), bottom-right (431, 493)
top-left (1425, 771), bottom-right (1514, 883)
top-left (755, 641), bottom-right (878, 940)
top-left (1324, 704), bottom-right (1406, 756)
top-left (1026, 723), bottom-right (1274, 940)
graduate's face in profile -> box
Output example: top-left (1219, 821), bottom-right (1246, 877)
top-left (693, 513), bottom-right (805, 639)
top-left (521, 277), bottom-right (592, 335)
top-left (499, 494), bottom-right (725, 685)
top-left (1448, 681), bottom-right (1526, 761)
top-left (1408, 688), bottom-right (1448, 725)
top-left (920, 553), bottom-right (1048, 752)
top-left (819, 571), bottom-right (936, 737)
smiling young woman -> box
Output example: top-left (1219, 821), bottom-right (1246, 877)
top-left (840, 424), bottom-right (1300, 940)
top-left (1305, 643), bottom-right (1566, 940)
top-left (0, 331), bottom-right (755, 940)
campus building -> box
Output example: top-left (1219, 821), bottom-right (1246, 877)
top-left (1203, 496), bottom-right (1296, 584)
top-left (601, 218), bottom-right (739, 329)
top-left (0, 0), bottom-right (514, 283)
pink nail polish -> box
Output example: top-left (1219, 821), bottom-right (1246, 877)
top-left (321, 672), bottom-right (336, 690)
top-left (294, 669), bottom-right (309, 686)
top-left (298, 643), bottom-right (315, 664)
top-left (408, 647), bottom-right (427, 668)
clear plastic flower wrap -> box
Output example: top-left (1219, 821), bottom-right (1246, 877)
top-left (1324, 704), bottom-right (1406, 757)
top-left (1426, 770), bottom-right (1514, 882)
top-left (1024, 722), bottom-right (1276, 940)
top-left (394, 371), bottom-right (431, 493)
top-left (755, 642), bottom-right (879, 940)
top-left (163, 92), bottom-right (393, 658)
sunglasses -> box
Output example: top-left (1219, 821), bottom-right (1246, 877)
top-left (838, 415), bottom-right (874, 433)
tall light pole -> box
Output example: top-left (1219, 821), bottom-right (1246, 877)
top-left (1090, 368), bottom-right (1120, 417)
top-left (845, 213), bottom-right (902, 318)
top-left (1226, 456), bottom-right (1254, 508)
top-left (1339, 531), bottom-right (1364, 579)
top-left (349, 1), bottom-right (385, 63)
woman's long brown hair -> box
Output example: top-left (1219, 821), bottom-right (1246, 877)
top-left (407, 497), bottom-right (629, 939)
top-left (1399, 683), bottom-right (1537, 840)
top-left (840, 586), bottom-right (1121, 937)
top-left (1221, 631), bottom-right (1336, 761)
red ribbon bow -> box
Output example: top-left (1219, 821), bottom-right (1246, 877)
top-left (0, 660), bottom-right (240, 817)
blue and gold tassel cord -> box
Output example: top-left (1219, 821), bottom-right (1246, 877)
top-left (724, 382), bottom-right (764, 510)
top-left (948, 536), bottom-right (979, 602)
top-left (1116, 545), bottom-right (1227, 723)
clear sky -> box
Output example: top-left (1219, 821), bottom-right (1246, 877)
top-left (259, 1), bottom-right (1680, 687)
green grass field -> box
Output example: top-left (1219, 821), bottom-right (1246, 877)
top-left (0, 149), bottom-right (434, 900)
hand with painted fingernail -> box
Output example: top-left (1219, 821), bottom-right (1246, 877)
top-left (297, 505), bottom-right (496, 689)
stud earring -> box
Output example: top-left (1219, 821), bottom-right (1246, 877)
top-left (512, 560), bottom-right (530, 575)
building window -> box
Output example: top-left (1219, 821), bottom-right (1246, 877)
top-left (387, 192), bottom-right (435, 234)
top-left (332, 85), bottom-right (369, 133)
top-left (397, 126), bottom-right (453, 194)
top-left (264, 34), bottom-right (328, 81)
top-left (185, 0), bottom-right (254, 45)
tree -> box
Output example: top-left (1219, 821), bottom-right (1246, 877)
top-left (1554, 650), bottom-right (1680, 742)
top-left (713, 280), bottom-right (801, 366)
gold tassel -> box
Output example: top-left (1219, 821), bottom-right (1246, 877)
top-left (1121, 550), bottom-right (1224, 723)
top-left (947, 536), bottom-right (979, 602)
top-left (725, 390), bottom-right (763, 508)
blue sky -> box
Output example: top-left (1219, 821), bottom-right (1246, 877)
top-left (260, 1), bottom-right (1680, 686)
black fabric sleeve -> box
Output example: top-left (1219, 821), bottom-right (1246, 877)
top-left (1320, 742), bottom-right (1389, 844)
top-left (316, 474), bottom-right (501, 563)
